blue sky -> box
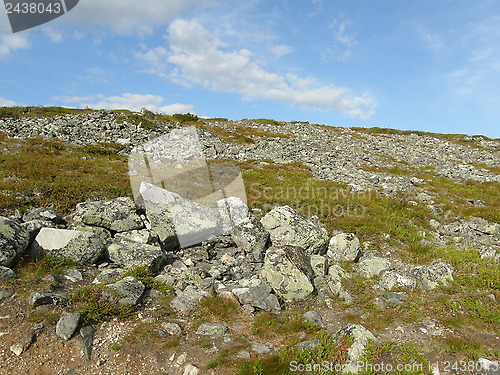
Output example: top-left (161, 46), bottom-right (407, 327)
top-left (1, 0), bottom-right (499, 138)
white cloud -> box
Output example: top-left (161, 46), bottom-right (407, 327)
top-left (0, 97), bottom-right (17, 106)
top-left (42, 26), bottom-right (63, 43)
top-left (321, 18), bottom-right (356, 62)
top-left (61, 0), bottom-right (218, 35)
top-left (270, 44), bottom-right (294, 58)
top-left (0, 33), bottom-right (30, 60)
top-left (140, 20), bottom-right (376, 119)
top-left (54, 93), bottom-right (194, 114)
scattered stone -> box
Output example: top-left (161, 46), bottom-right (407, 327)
top-left (63, 268), bottom-right (83, 283)
top-left (72, 225), bottom-right (112, 244)
top-left (296, 340), bottom-right (320, 351)
top-left (72, 197), bottom-right (144, 232)
top-left (10, 344), bottom-right (24, 356)
top-left (183, 364), bottom-right (200, 375)
top-left (31, 228), bottom-right (104, 264)
top-left (0, 288), bottom-right (14, 300)
top-left (263, 246), bottom-right (314, 301)
top-left (261, 206), bottom-right (329, 255)
top-left (107, 237), bottom-right (167, 274)
top-left (0, 266), bottom-right (15, 281)
top-left (0, 216), bottom-right (30, 267)
top-left (236, 350), bottom-right (251, 359)
top-left (327, 233), bottom-right (361, 262)
top-left (378, 269), bottom-right (416, 290)
top-left (477, 358), bottom-right (500, 375)
top-left (114, 229), bottom-right (158, 245)
top-left (162, 322), bottom-right (182, 336)
top-left (29, 292), bottom-right (68, 307)
top-left (21, 220), bottom-right (56, 243)
top-left (310, 255), bottom-right (328, 277)
top-left (92, 268), bottom-right (127, 284)
top-left (232, 284), bottom-right (281, 313)
top-left (80, 325), bottom-right (96, 360)
top-left (382, 292), bottom-right (407, 306)
top-left (410, 262), bottom-right (454, 291)
top-left (217, 196), bottom-right (249, 233)
top-left (104, 276), bottom-right (145, 305)
top-left (56, 312), bottom-right (81, 340)
top-left (171, 286), bottom-right (209, 313)
top-left (303, 310), bottom-right (324, 328)
top-left (23, 207), bottom-right (62, 224)
top-left (230, 216), bottom-right (269, 262)
top-left (196, 323), bottom-right (228, 337)
top-left (251, 342), bottom-right (271, 354)
top-left (356, 252), bottom-right (394, 278)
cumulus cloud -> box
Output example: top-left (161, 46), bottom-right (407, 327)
top-left (0, 97), bottom-right (17, 106)
top-left (61, 0), bottom-right (217, 34)
top-left (270, 44), bottom-right (294, 58)
top-left (139, 20), bottom-right (376, 119)
top-left (54, 93), bottom-right (194, 114)
top-left (0, 34), bottom-right (30, 59)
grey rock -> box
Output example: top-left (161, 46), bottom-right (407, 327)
top-left (56, 312), bottom-right (81, 340)
top-left (0, 288), bottom-right (14, 300)
top-left (261, 206), bottom-right (329, 255)
top-left (410, 262), bottom-right (454, 291)
top-left (21, 220), bottom-right (56, 243)
top-left (327, 233), bottom-right (361, 262)
top-left (477, 358), bottom-right (500, 375)
top-left (263, 246), bottom-right (314, 301)
top-left (162, 322), bottom-right (182, 336)
top-left (236, 350), bottom-right (251, 359)
top-left (10, 344), bottom-right (25, 356)
top-left (217, 196), bottom-right (249, 233)
top-left (23, 208), bottom-right (62, 224)
top-left (92, 268), bottom-right (127, 284)
top-left (296, 340), bottom-right (320, 351)
top-left (114, 229), bottom-right (158, 245)
top-left (310, 254), bottom-right (328, 277)
top-left (140, 182), bottom-right (222, 249)
top-left (31, 228), bottom-right (104, 264)
top-left (378, 268), bottom-right (417, 290)
top-left (29, 292), bottom-right (68, 307)
top-left (382, 292), bottom-right (407, 306)
top-left (72, 225), bottom-right (112, 245)
top-left (80, 325), bottom-right (96, 360)
top-left (232, 285), bottom-right (281, 312)
top-left (107, 237), bottom-right (167, 274)
top-left (63, 268), bottom-right (83, 283)
top-left (0, 266), bottom-right (15, 281)
top-left (196, 323), bottom-right (228, 337)
top-left (303, 310), bottom-right (324, 328)
top-left (356, 252), bottom-right (394, 278)
top-left (72, 197), bottom-right (144, 232)
top-left (171, 286), bottom-right (209, 313)
top-left (230, 216), bottom-right (269, 262)
top-left (104, 276), bottom-right (145, 305)
top-left (251, 342), bottom-right (271, 354)
top-left (0, 216), bottom-right (30, 267)
top-left (333, 324), bottom-right (378, 374)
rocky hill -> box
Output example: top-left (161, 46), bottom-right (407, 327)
top-left (0, 107), bottom-right (499, 375)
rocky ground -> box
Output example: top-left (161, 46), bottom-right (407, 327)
top-left (0, 108), bottom-right (499, 375)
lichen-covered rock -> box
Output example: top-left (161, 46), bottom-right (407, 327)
top-left (73, 197), bottom-right (144, 233)
top-left (232, 284), bottom-right (281, 312)
top-left (231, 216), bottom-right (269, 262)
top-left (107, 237), bottom-right (167, 274)
top-left (22, 207), bottom-right (63, 225)
top-left (196, 323), bottom-right (228, 337)
top-left (409, 262), bottom-right (454, 291)
top-left (355, 252), bottom-right (394, 278)
top-left (140, 182), bottom-right (222, 249)
top-left (261, 206), bottom-right (329, 255)
top-left (170, 286), bottom-right (209, 313)
top-left (56, 312), bottom-right (80, 340)
top-left (0, 266), bottom-right (15, 281)
top-left (31, 228), bottom-right (104, 264)
top-left (217, 196), bottom-right (249, 233)
top-left (378, 268), bottom-right (417, 290)
top-left (104, 276), bottom-right (145, 305)
top-left (310, 254), bottom-right (328, 277)
top-left (0, 216), bottom-right (30, 267)
top-left (327, 233), bottom-right (361, 262)
top-left (263, 246), bottom-right (314, 301)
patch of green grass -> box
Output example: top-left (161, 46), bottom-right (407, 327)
top-left (120, 113), bottom-right (159, 131)
top-left (0, 134), bottom-right (131, 215)
top-left (122, 266), bottom-right (174, 294)
top-left (196, 294), bottom-right (241, 322)
top-left (108, 343), bottom-right (123, 351)
top-left (15, 255), bottom-right (77, 283)
top-left (249, 118), bottom-right (282, 126)
top-left (27, 310), bottom-right (60, 325)
top-left (441, 336), bottom-right (482, 358)
top-left (250, 309), bottom-right (319, 342)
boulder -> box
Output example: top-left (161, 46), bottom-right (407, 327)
top-left (73, 197), bottom-right (144, 233)
top-left (170, 286), bottom-right (209, 313)
top-left (262, 246), bottom-right (314, 301)
top-left (355, 252), bottom-right (394, 278)
top-left (0, 266), bottom-right (15, 281)
top-left (92, 268), bottom-right (127, 284)
top-left (310, 255), bottom-right (328, 277)
top-left (29, 292), bottom-right (68, 307)
top-left (378, 269), bottom-right (416, 290)
top-left (21, 220), bottom-right (56, 244)
top-left (56, 312), bottom-right (80, 340)
top-left (196, 323), bottom-right (228, 337)
top-left (72, 225), bottom-right (112, 245)
top-left (216, 196), bottom-right (249, 233)
top-left (0, 216), bottom-right (30, 267)
top-left (22, 207), bottom-right (63, 224)
top-left (327, 233), bottom-right (361, 262)
top-left (230, 216), bottom-right (269, 262)
top-left (409, 262), bottom-right (454, 291)
top-left (140, 182), bottom-right (222, 249)
top-left (107, 237), bottom-right (167, 274)
top-left (104, 276), bottom-right (145, 305)
top-left (303, 310), bottom-right (324, 328)
top-left (114, 229), bottom-right (158, 245)
top-left (261, 206), bottom-right (329, 255)
top-left (232, 284), bottom-right (281, 313)
top-left (31, 228), bottom-right (104, 264)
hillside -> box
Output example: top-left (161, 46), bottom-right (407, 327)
top-left (0, 107), bottom-right (499, 375)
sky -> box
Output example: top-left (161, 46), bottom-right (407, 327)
top-left (1, 0), bottom-right (499, 138)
